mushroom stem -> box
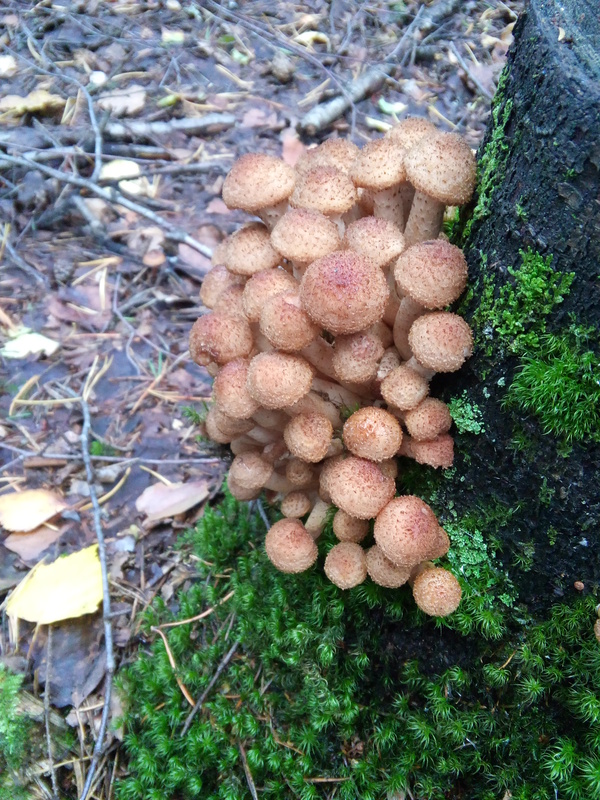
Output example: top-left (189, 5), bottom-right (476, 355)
top-left (257, 200), bottom-right (289, 231)
top-left (372, 186), bottom-right (404, 229)
top-left (393, 297), bottom-right (426, 360)
top-left (403, 191), bottom-right (445, 247)
top-left (305, 499), bottom-right (332, 539)
top-left (311, 377), bottom-right (363, 410)
top-left (285, 391), bottom-right (342, 430)
top-left (405, 356), bottom-right (436, 381)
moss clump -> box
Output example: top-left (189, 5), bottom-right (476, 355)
top-left (116, 495), bottom-right (600, 800)
top-left (0, 667), bottom-right (31, 800)
top-left (447, 391), bottom-right (485, 434)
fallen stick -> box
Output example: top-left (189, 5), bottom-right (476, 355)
top-left (103, 113), bottom-right (236, 141)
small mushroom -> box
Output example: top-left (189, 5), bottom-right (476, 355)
top-left (333, 509), bottom-right (369, 543)
top-left (265, 518), bottom-right (318, 573)
top-left (222, 153), bottom-right (296, 229)
top-left (343, 407), bottom-right (402, 462)
top-left (408, 312), bottom-right (473, 373)
top-left (366, 545), bottom-right (411, 588)
top-left (411, 566), bottom-right (462, 616)
top-left (324, 542), bottom-right (367, 589)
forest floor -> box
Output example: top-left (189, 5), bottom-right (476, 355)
top-left (0, 0), bottom-right (519, 797)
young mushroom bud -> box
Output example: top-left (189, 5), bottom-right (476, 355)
top-left (222, 153), bottom-right (296, 229)
top-left (295, 138), bottom-right (360, 176)
top-left (247, 352), bottom-right (314, 409)
top-left (373, 495), bottom-right (442, 568)
top-left (332, 330), bottom-right (385, 384)
top-left (380, 363), bottom-right (430, 411)
top-left (290, 167), bottom-right (358, 234)
top-left (259, 291), bottom-right (321, 351)
top-left (280, 491), bottom-right (312, 518)
top-left (411, 566), bottom-right (462, 616)
top-left (265, 519), bottom-right (318, 573)
top-left (400, 434), bottom-right (455, 469)
top-left (213, 359), bottom-right (260, 420)
top-left (286, 458), bottom-right (315, 488)
top-left (283, 412), bottom-right (334, 463)
top-left (342, 217), bottom-right (406, 271)
top-left (224, 222), bottom-right (281, 277)
top-left (403, 398), bottom-right (452, 441)
top-left (242, 268), bottom-right (298, 323)
top-left (189, 312), bottom-right (254, 367)
top-left (350, 138), bottom-right (408, 227)
top-left (366, 545), bottom-right (411, 588)
top-left (270, 208), bottom-right (341, 275)
top-left (326, 457), bottom-right (396, 520)
top-left (408, 312), bottom-right (473, 373)
top-left (333, 509), bottom-right (369, 543)
top-left (324, 542), bottom-right (367, 589)
top-left (200, 265), bottom-right (246, 309)
top-left (342, 407), bottom-right (402, 462)
top-left (394, 240), bottom-right (468, 310)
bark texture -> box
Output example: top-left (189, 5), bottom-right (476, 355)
top-left (431, 0), bottom-right (600, 615)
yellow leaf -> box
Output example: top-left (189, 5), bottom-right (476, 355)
top-left (6, 545), bottom-right (103, 624)
top-left (0, 89), bottom-right (65, 116)
top-left (0, 489), bottom-right (67, 532)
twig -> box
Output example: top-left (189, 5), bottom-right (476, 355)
top-left (44, 625), bottom-right (59, 800)
top-left (254, 498), bottom-right (271, 531)
top-left (181, 640), bottom-right (240, 734)
top-left (151, 627), bottom-right (196, 707)
top-left (0, 153), bottom-right (213, 259)
top-left (156, 590), bottom-right (234, 630)
top-left (238, 740), bottom-right (259, 800)
top-left (449, 42), bottom-right (493, 100)
top-left (2, 235), bottom-right (48, 286)
top-left (103, 114), bottom-right (235, 141)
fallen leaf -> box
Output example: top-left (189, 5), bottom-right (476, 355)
top-left (99, 159), bottom-right (141, 181)
top-left (0, 489), bottom-right (68, 532)
top-left (0, 89), bottom-right (65, 116)
top-left (177, 243), bottom-right (212, 274)
top-left (0, 327), bottom-right (60, 359)
top-left (0, 55), bottom-right (17, 77)
top-left (4, 524), bottom-right (68, 562)
top-left (6, 544), bottom-right (102, 624)
top-left (294, 30), bottom-right (331, 50)
top-left (162, 28), bottom-right (185, 44)
top-left (135, 480), bottom-right (211, 522)
top-left (205, 198), bottom-right (230, 215)
top-left (97, 85), bottom-right (146, 116)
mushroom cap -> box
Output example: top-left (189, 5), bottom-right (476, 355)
top-left (366, 545), bottom-right (411, 588)
top-left (212, 284), bottom-right (247, 319)
top-left (327, 457), bottom-right (396, 519)
top-left (210, 404), bottom-right (254, 437)
top-left (265, 519), bottom-right (318, 573)
top-left (281, 491), bottom-right (312, 518)
top-left (332, 509), bottom-right (369, 543)
top-left (380, 364), bottom-right (430, 410)
top-left (332, 330), bottom-right (385, 384)
top-left (200, 264), bottom-right (245, 309)
top-left (242, 268), bottom-right (298, 323)
top-left (350, 138), bottom-right (407, 191)
top-left (403, 398), bottom-right (452, 441)
top-left (324, 542), bottom-right (367, 589)
top-left (229, 452), bottom-right (273, 490)
top-left (213, 359), bottom-right (260, 420)
top-left (412, 566), bottom-right (462, 616)
top-left (285, 458), bottom-right (315, 487)
top-left (260, 292), bottom-right (321, 351)
top-left (205, 405), bottom-right (235, 444)
top-left (343, 217), bottom-right (406, 270)
top-left (225, 222), bottom-right (281, 276)
top-left (404, 132), bottom-right (476, 206)
top-left (210, 239), bottom-right (229, 267)
top-left (300, 250), bottom-right (389, 335)
top-left (385, 116), bottom-right (437, 150)
top-left (189, 312), bottom-right (254, 366)
top-left (271, 208), bottom-right (342, 265)
top-left (290, 167), bottom-right (357, 215)
top-left (283, 412), bottom-right (333, 463)
top-left (222, 153), bottom-right (296, 212)
top-left (402, 434), bottom-right (454, 469)
top-left (343, 407), bottom-right (402, 461)
top-left (318, 454), bottom-right (345, 503)
top-left (394, 240), bottom-right (468, 309)
top-left (373, 495), bottom-right (442, 567)
top-left (408, 312), bottom-right (473, 372)
top-left (295, 138), bottom-right (360, 176)
top-left (227, 472), bottom-right (261, 501)
top-left (247, 352), bottom-right (314, 409)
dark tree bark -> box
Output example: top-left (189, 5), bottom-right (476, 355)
top-left (430, 0), bottom-right (600, 615)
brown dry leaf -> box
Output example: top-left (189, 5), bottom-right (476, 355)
top-left (178, 243), bottom-right (211, 275)
top-left (97, 84), bottom-right (146, 116)
top-left (205, 198), bottom-right (230, 215)
top-left (280, 127), bottom-right (306, 167)
top-left (135, 480), bottom-right (211, 522)
top-left (0, 489), bottom-right (68, 533)
top-left (0, 89), bottom-right (66, 116)
top-left (3, 523), bottom-right (68, 562)
top-left (241, 107), bottom-right (278, 128)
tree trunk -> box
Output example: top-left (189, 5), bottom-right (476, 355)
top-left (430, 0), bottom-right (600, 616)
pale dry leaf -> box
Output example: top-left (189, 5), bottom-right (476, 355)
top-left (0, 89), bottom-right (66, 116)
top-left (97, 85), bottom-right (146, 116)
top-left (0, 489), bottom-right (68, 532)
top-left (178, 243), bottom-right (212, 274)
top-left (205, 198), bottom-right (230, 215)
top-left (100, 159), bottom-right (141, 181)
top-left (4, 524), bottom-right (67, 562)
top-left (0, 328), bottom-right (60, 359)
top-left (135, 480), bottom-right (211, 522)
top-left (6, 544), bottom-right (102, 624)
top-left (0, 55), bottom-right (17, 77)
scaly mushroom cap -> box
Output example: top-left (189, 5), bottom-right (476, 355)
top-left (227, 472), bottom-right (261, 501)
top-left (200, 264), bottom-right (245, 309)
top-left (318, 454), bottom-right (345, 503)
top-left (404, 132), bottom-right (476, 206)
top-left (327, 457), bottom-right (396, 519)
top-left (385, 116), bottom-right (437, 149)
top-left (271, 208), bottom-right (342, 265)
top-left (343, 217), bottom-right (406, 270)
top-left (225, 222), bottom-right (281, 276)
top-left (374, 495), bottom-right (442, 567)
top-left (380, 364), bottom-right (430, 411)
top-left (229, 452), bottom-right (274, 490)
top-left (210, 404), bottom-right (254, 437)
top-left (260, 292), bottom-right (321, 351)
top-left (324, 542), bottom-right (367, 589)
top-left (394, 240), bottom-right (468, 309)
top-left (403, 398), bottom-right (452, 441)
top-left (283, 412), bottom-right (333, 463)
top-left (189, 312), bottom-right (254, 366)
top-left (366, 545), bottom-right (411, 588)
top-left (290, 167), bottom-right (358, 215)
top-left (332, 330), bottom-right (385, 383)
top-left (242, 268), bottom-right (298, 323)
top-left (285, 458), bottom-right (315, 487)
top-left (343, 407), bottom-right (402, 461)
top-left (212, 284), bottom-right (246, 319)
top-left (210, 239), bottom-right (229, 267)
top-left (222, 153), bottom-right (296, 213)
top-left (412, 566), bottom-right (462, 616)
top-left (247, 352), bottom-right (314, 409)
top-left (300, 250), bottom-right (389, 335)
top-left (408, 312), bottom-right (473, 372)
top-left (265, 519), bottom-right (318, 573)
top-left (280, 491), bottom-right (312, 518)
top-left (350, 138), bottom-right (407, 191)
top-left (295, 138), bottom-right (360, 176)
top-left (402, 434), bottom-right (455, 469)
top-left (213, 359), bottom-right (260, 420)
top-left (332, 509), bottom-right (369, 543)
top-left (205, 405), bottom-right (236, 444)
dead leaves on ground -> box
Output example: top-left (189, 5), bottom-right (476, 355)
top-left (0, 488), bottom-right (67, 532)
top-left (135, 478), bottom-right (211, 523)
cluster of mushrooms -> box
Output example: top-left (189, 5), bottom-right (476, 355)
top-left (190, 118), bottom-right (477, 617)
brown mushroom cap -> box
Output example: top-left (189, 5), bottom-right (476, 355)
top-left (327, 457), bottom-right (396, 519)
top-left (408, 312), bottom-right (473, 372)
top-left (265, 518), bottom-right (318, 573)
top-left (343, 217), bottom-right (406, 270)
top-left (402, 434), bottom-right (454, 469)
top-left (332, 509), bottom-right (369, 543)
top-left (189, 312), bottom-right (254, 366)
top-left (373, 495), bottom-right (441, 567)
top-left (200, 264), bottom-right (245, 309)
top-left (295, 138), bottom-right (360, 176)
top-left (404, 132), bottom-right (476, 206)
top-left (366, 545), bottom-right (411, 588)
top-left (242, 268), bottom-right (298, 323)
top-left (350, 138), bottom-right (407, 191)
top-left (205, 405), bottom-right (236, 444)
top-left (403, 398), bottom-right (452, 441)
top-left (385, 117), bottom-right (437, 149)
top-left (211, 404), bottom-right (254, 437)
top-left (290, 167), bottom-right (358, 215)
top-left (270, 208), bottom-right (341, 265)
top-left (210, 239), bottom-right (229, 267)
top-left (225, 222), bottom-right (281, 276)
top-left (332, 330), bottom-right (385, 384)
top-left (229, 452), bottom-right (273, 490)
top-left (247, 352), bottom-right (314, 409)
top-left (222, 153), bottom-right (296, 213)
top-left (213, 359), bottom-right (260, 420)
top-left (300, 250), bottom-right (389, 335)
top-left (318, 454), bottom-right (345, 503)
top-left (380, 364), bottom-right (430, 411)
top-left (212, 284), bottom-right (246, 319)
top-left (343, 407), bottom-right (402, 461)
top-left (283, 412), bottom-right (333, 463)
top-left (260, 292), bottom-right (321, 351)
top-left (324, 542), bottom-right (367, 589)
top-left (227, 472), bottom-right (261, 501)
top-left (394, 240), bottom-right (468, 309)
top-left (280, 491), bottom-right (312, 518)
top-left (285, 458), bottom-right (315, 487)
top-left (412, 566), bottom-right (462, 616)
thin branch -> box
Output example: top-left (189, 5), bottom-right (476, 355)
top-left (44, 626), bottom-right (59, 800)
top-left (238, 740), bottom-right (259, 800)
top-left (181, 639), bottom-right (240, 735)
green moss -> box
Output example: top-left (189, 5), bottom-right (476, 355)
top-left (447, 391), bottom-right (485, 434)
top-left (116, 496), bottom-right (600, 800)
top-left (0, 667), bottom-right (31, 800)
